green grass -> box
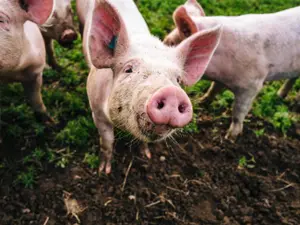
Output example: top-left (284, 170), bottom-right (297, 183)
top-left (0, 0), bottom-right (299, 187)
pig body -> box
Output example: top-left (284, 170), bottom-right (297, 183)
top-left (164, 0), bottom-right (300, 139)
top-left (77, 0), bottom-right (223, 173)
top-left (41, 0), bottom-right (77, 70)
top-left (0, 0), bottom-right (54, 123)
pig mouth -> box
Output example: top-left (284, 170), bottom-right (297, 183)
top-left (136, 112), bottom-right (175, 142)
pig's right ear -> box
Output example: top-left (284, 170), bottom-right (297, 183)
top-left (88, 0), bottom-right (129, 69)
top-left (22, 0), bottom-right (54, 25)
top-left (177, 24), bottom-right (222, 86)
top-left (173, 6), bottom-right (198, 39)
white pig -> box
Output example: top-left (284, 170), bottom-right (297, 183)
top-left (164, 0), bottom-right (300, 139)
top-left (0, 0), bottom-right (54, 123)
top-left (41, 0), bottom-right (78, 70)
top-left (76, 0), bottom-right (223, 173)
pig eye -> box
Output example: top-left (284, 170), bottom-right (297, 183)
top-left (177, 77), bottom-right (182, 83)
top-left (19, 0), bottom-right (29, 12)
top-left (124, 65), bottom-right (133, 73)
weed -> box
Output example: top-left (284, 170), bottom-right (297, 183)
top-left (212, 90), bottom-right (234, 110)
top-left (253, 85), bottom-right (294, 134)
top-left (254, 128), bottom-right (265, 137)
top-left (238, 155), bottom-right (256, 170)
top-left (15, 166), bottom-right (37, 188)
top-left (55, 116), bottom-right (96, 147)
top-left (83, 152), bottom-right (99, 169)
top-left (183, 114), bottom-right (199, 134)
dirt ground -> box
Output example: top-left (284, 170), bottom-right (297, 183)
top-left (0, 114), bottom-right (299, 225)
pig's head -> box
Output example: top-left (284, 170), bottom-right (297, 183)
top-left (0, 0), bottom-right (54, 72)
top-left (163, 0), bottom-right (205, 46)
top-left (88, 0), bottom-right (222, 142)
top-left (42, 0), bottom-right (77, 48)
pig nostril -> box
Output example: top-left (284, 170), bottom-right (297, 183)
top-left (178, 104), bottom-right (186, 113)
top-left (157, 101), bottom-right (165, 110)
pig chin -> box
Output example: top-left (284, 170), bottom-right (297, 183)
top-left (135, 111), bottom-right (176, 142)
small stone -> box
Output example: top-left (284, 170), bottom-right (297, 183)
top-left (242, 216), bottom-right (252, 223)
top-left (159, 156), bottom-right (166, 162)
top-left (223, 216), bottom-right (230, 224)
top-left (128, 195), bottom-right (136, 201)
top-left (22, 208), bottom-right (31, 214)
top-left (215, 209), bottom-right (224, 220)
top-left (229, 196), bottom-right (238, 204)
top-left (242, 188), bottom-right (250, 197)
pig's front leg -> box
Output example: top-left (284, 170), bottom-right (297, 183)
top-left (277, 77), bottom-right (298, 99)
top-left (198, 81), bottom-right (224, 104)
top-left (92, 113), bottom-right (114, 174)
top-left (22, 74), bottom-right (54, 124)
top-left (226, 85), bottom-right (262, 140)
top-left (44, 37), bottom-right (62, 71)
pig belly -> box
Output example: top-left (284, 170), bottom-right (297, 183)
top-left (266, 71), bottom-right (299, 81)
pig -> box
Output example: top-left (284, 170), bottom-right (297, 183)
top-left (76, 0), bottom-right (223, 173)
top-left (41, 0), bottom-right (78, 70)
top-left (0, 0), bottom-right (54, 123)
top-left (163, 0), bottom-right (300, 140)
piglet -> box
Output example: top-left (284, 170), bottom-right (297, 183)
top-left (0, 0), bottom-right (54, 123)
top-left (41, 0), bottom-right (78, 70)
top-left (164, 0), bottom-right (300, 139)
top-left (77, 0), bottom-right (222, 173)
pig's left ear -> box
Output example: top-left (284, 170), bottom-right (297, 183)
top-left (177, 24), bottom-right (222, 86)
top-left (88, 0), bottom-right (129, 68)
top-left (23, 0), bottom-right (54, 25)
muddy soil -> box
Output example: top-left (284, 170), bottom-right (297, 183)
top-left (0, 115), bottom-right (299, 225)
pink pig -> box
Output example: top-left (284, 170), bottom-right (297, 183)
top-left (164, 0), bottom-right (300, 139)
top-left (0, 0), bottom-right (54, 123)
top-left (41, 0), bottom-right (78, 71)
top-left (76, 0), bottom-right (223, 173)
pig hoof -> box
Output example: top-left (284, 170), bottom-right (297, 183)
top-left (225, 133), bottom-right (237, 143)
top-left (225, 129), bottom-right (241, 142)
top-left (277, 90), bottom-right (288, 99)
top-left (48, 62), bottom-right (63, 72)
top-left (144, 147), bottom-right (152, 159)
top-left (52, 64), bottom-right (63, 72)
top-left (99, 160), bottom-right (112, 175)
top-left (34, 112), bottom-right (56, 126)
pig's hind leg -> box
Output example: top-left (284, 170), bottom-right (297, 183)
top-left (44, 37), bottom-right (62, 71)
top-left (277, 77), bottom-right (298, 99)
top-left (22, 74), bottom-right (54, 124)
top-left (92, 113), bottom-right (114, 174)
top-left (198, 81), bottom-right (224, 104)
top-left (225, 83), bottom-right (263, 140)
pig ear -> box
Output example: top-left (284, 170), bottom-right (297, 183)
top-left (177, 25), bottom-right (222, 86)
top-left (185, 0), bottom-right (206, 16)
top-left (24, 0), bottom-right (54, 24)
top-left (88, 0), bottom-right (129, 68)
top-left (173, 6), bottom-right (198, 39)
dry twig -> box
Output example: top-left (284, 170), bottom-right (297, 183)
top-left (121, 159), bottom-right (133, 192)
top-left (43, 217), bottom-right (49, 225)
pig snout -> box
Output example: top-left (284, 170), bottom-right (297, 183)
top-left (147, 86), bottom-right (193, 128)
top-left (59, 29), bottom-right (78, 48)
